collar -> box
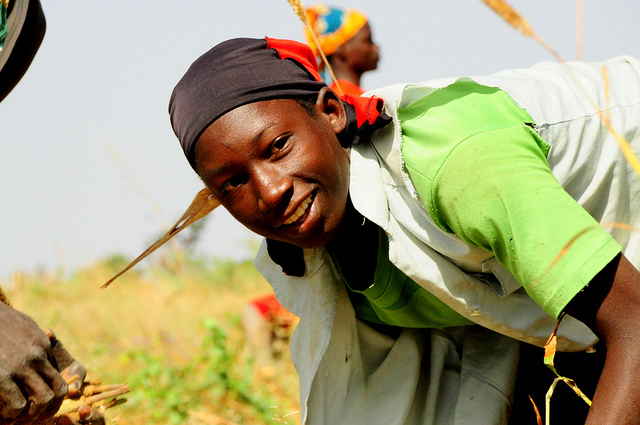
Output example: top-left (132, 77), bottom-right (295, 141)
top-left (338, 94), bottom-right (392, 147)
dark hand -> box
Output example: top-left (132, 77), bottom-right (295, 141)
top-left (0, 303), bottom-right (67, 422)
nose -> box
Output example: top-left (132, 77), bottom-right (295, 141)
top-left (254, 166), bottom-right (293, 212)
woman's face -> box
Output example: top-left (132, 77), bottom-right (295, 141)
top-left (342, 22), bottom-right (379, 73)
top-left (194, 90), bottom-right (351, 248)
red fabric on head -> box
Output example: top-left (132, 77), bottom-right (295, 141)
top-left (266, 37), bottom-right (323, 82)
top-left (265, 37), bottom-right (386, 130)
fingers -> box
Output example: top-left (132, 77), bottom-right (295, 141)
top-left (60, 362), bottom-right (86, 398)
top-left (49, 334), bottom-right (79, 372)
top-left (15, 373), bottom-right (65, 419)
top-left (4, 355), bottom-right (68, 420)
top-left (35, 360), bottom-right (68, 419)
top-left (0, 376), bottom-right (27, 418)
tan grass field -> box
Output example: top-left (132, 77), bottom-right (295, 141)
top-left (1, 254), bottom-right (301, 425)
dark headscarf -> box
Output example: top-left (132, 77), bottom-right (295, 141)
top-left (169, 36), bottom-right (391, 171)
top-left (169, 37), bottom-right (326, 169)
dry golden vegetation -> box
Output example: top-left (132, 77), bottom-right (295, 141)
top-left (1, 253), bottom-right (300, 425)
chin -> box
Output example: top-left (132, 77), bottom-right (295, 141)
top-left (288, 233), bottom-right (336, 249)
top-left (277, 225), bottom-right (342, 249)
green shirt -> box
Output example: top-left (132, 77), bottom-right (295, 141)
top-left (400, 80), bottom-right (620, 319)
top-left (334, 228), bottom-right (474, 328)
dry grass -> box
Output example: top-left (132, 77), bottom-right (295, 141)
top-left (480, 0), bottom-right (533, 36)
top-left (1, 257), bottom-right (300, 425)
top-left (479, 0), bottom-right (563, 62)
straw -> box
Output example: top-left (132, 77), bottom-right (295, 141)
top-left (479, 0), bottom-right (565, 63)
top-left (102, 188), bottom-right (220, 288)
top-left (285, 0), bottom-right (344, 96)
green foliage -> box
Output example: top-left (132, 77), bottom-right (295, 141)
top-left (119, 318), bottom-right (292, 425)
top-left (120, 350), bottom-right (190, 424)
top-left (197, 318), bottom-right (282, 422)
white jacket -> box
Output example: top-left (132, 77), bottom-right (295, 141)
top-left (255, 56), bottom-right (640, 425)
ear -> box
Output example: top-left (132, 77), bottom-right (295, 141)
top-left (315, 86), bottom-right (347, 135)
top-left (333, 44), bottom-right (349, 63)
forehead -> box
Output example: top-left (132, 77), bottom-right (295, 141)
top-left (349, 22), bottom-right (371, 41)
top-left (200, 98), bottom-right (309, 142)
top-left (193, 98), bottom-right (313, 169)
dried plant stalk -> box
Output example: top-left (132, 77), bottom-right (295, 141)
top-left (599, 111), bottom-right (640, 177)
top-left (42, 379), bottom-right (129, 424)
top-left (54, 382), bottom-right (130, 416)
top-left (479, 0), bottom-right (564, 62)
top-left (480, 0), bottom-right (533, 36)
top-left (576, 0), bottom-right (584, 60)
top-left (545, 376), bottom-right (591, 425)
top-left (0, 285), bottom-right (11, 306)
top-left (529, 225), bottom-right (600, 290)
top-left (596, 65), bottom-right (640, 177)
top-left (286, 0), bottom-right (309, 25)
top-left (102, 187), bottom-right (220, 288)
top-left (534, 220), bottom-right (640, 423)
top-left (541, 315), bottom-right (591, 425)
top-left (285, 0), bottom-right (344, 96)
top-left (528, 396), bottom-right (543, 425)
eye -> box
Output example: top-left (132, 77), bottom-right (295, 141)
top-left (221, 174), bottom-right (248, 194)
top-left (269, 135), bottom-right (291, 159)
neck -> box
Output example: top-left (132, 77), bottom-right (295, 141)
top-left (328, 197), bottom-right (379, 290)
top-left (330, 61), bottom-right (363, 88)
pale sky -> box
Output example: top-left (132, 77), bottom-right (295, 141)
top-left (1, 0), bottom-right (638, 278)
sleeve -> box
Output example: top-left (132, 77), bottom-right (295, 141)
top-left (421, 125), bottom-right (621, 318)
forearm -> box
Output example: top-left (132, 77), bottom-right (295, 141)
top-left (566, 254), bottom-right (640, 424)
top-left (587, 339), bottom-right (640, 424)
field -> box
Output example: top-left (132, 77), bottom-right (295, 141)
top-left (0, 252), bottom-right (301, 425)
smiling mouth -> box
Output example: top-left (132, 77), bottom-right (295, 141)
top-left (281, 193), bottom-right (314, 226)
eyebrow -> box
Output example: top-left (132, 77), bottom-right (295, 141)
top-left (252, 121), bottom-right (277, 147)
top-left (203, 121), bottom-right (278, 179)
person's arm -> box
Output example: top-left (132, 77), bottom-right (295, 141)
top-left (565, 254), bottom-right (640, 425)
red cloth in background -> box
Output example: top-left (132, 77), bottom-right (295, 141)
top-left (330, 79), bottom-right (366, 97)
top-left (250, 293), bottom-right (294, 325)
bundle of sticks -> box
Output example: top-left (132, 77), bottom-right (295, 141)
top-left (42, 378), bottom-right (129, 425)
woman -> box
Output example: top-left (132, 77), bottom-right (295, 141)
top-left (304, 4), bottom-right (379, 96)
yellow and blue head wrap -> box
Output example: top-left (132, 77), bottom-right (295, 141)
top-left (304, 5), bottom-right (367, 58)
